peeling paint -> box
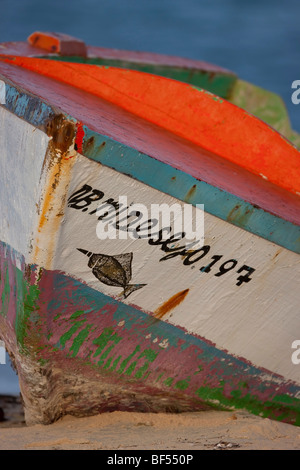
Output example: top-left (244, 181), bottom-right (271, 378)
top-left (0, 244), bottom-right (299, 425)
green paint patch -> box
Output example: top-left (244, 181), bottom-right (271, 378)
top-left (125, 361), bottom-right (137, 376)
top-left (191, 85), bottom-right (204, 93)
top-left (194, 365), bottom-right (204, 375)
top-left (230, 79), bottom-right (300, 148)
top-left (103, 356), bottom-right (113, 369)
top-left (111, 355), bottom-right (122, 371)
top-left (16, 281), bottom-right (41, 351)
top-left (164, 377), bottom-right (174, 387)
top-left (272, 394), bottom-right (300, 406)
top-left (175, 378), bottom-right (190, 391)
top-left (156, 373), bottom-right (165, 382)
top-left (118, 346), bottom-right (141, 374)
top-left (98, 343), bottom-right (119, 366)
top-left (196, 385), bottom-right (300, 425)
top-left (70, 325), bottom-right (92, 357)
top-left (15, 268), bottom-right (25, 333)
top-left (59, 320), bottom-right (87, 349)
top-left (70, 310), bottom-right (85, 320)
top-left (93, 327), bottom-right (122, 358)
top-left (134, 348), bottom-right (158, 379)
top-left (212, 96), bottom-right (223, 103)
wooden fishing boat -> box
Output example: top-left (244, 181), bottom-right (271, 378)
top-left (0, 33), bottom-right (299, 426)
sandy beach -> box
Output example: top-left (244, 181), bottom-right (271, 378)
top-left (0, 395), bottom-right (299, 450)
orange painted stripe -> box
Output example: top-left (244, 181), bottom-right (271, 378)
top-left (1, 56), bottom-right (300, 195)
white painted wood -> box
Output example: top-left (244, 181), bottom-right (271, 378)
top-left (0, 106), bottom-right (49, 261)
top-left (52, 155), bottom-right (300, 382)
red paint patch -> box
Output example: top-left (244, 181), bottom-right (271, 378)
top-left (75, 121), bottom-right (84, 154)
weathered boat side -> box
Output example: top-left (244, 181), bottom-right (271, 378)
top-left (0, 54), bottom-right (299, 425)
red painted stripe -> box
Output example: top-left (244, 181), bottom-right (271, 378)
top-left (1, 55), bottom-right (300, 196)
top-left (75, 121), bottom-right (84, 154)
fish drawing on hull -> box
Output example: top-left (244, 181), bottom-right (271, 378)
top-left (77, 248), bottom-right (146, 299)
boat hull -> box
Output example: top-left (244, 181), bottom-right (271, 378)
top-left (0, 57), bottom-right (299, 425)
top-left (1, 240), bottom-right (300, 425)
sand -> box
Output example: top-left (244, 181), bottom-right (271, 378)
top-left (0, 395), bottom-right (299, 450)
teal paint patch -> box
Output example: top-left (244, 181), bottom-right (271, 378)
top-left (4, 83), bottom-right (55, 129)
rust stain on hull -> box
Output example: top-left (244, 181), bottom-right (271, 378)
top-left (154, 289), bottom-right (190, 319)
top-left (272, 248), bottom-right (283, 261)
top-left (226, 203), bottom-right (254, 227)
top-left (184, 184), bottom-right (197, 202)
top-left (33, 115), bottom-right (77, 268)
top-left (46, 114), bottom-right (76, 155)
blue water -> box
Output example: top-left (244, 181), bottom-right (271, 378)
top-left (1, 0), bottom-right (299, 128)
top-left (0, 353), bottom-right (20, 395)
top-left (0, 0), bottom-right (299, 394)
